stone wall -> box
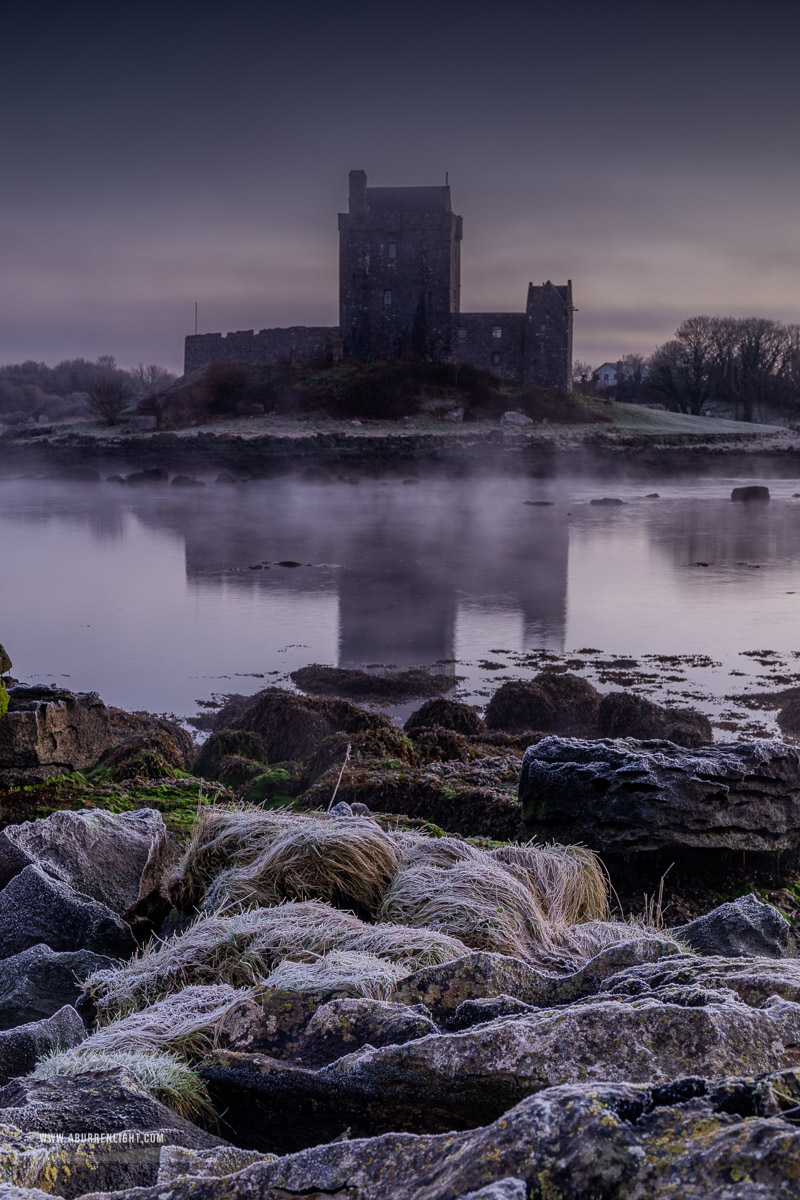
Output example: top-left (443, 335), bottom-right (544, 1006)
top-left (450, 314), bottom-right (526, 381)
top-left (184, 327), bottom-right (340, 374)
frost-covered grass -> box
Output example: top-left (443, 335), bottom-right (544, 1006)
top-left (32, 1047), bottom-right (214, 1122)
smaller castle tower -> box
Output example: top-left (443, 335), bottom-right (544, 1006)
top-left (523, 281), bottom-right (573, 389)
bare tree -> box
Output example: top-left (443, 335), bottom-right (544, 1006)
top-left (85, 378), bottom-right (132, 426)
top-left (571, 360), bottom-right (595, 392)
top-left (129, 362), bottom-right (175, 392)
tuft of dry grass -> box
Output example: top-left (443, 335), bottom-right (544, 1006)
top-left (392, 832), bottom-right (486, 870)
top-left (169, 807), bottom-right (400, 917)
top-left (378, 858), bottom-right (557, 966)
top-left (490, 843), bottom-right (608, 924)
top-left (32, 1047), bottom-right (215, 1123)
top-left (263, 950), bottom-right (409, 999)
top-left (82, 984), bottom-right (252, 1057)
top-left (83, 900), bottom-right (468, 1022)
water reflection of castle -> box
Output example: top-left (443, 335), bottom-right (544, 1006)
top-left (136, 486), bottom-right (569, 665)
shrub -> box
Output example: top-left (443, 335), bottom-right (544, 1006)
top-left (0, 683), bottom-right (8, 720)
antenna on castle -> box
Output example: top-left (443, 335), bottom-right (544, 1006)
top-left (445, 171), bottom-right (449, 186)
top-left (194, 301), bottom-right (198, 336)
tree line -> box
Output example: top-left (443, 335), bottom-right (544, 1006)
top-left (0, 357), bottom-right (175, 426)
top-left (575, 316), bottom-right (800, 424)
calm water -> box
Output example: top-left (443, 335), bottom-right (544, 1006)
top-left (2, 476), bottom-right (799, 733)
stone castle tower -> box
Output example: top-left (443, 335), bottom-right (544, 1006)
top-left (185, 170), bottom-right (573, 389)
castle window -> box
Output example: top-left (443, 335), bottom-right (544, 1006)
top-left (384, 290), bottom-right (393, 306)
top-left (457, 327), bottom-right (467, 340)
top-left (492, 326), bottom-right (502, 339)
top-left (388, 242), bottom-right (397, 259)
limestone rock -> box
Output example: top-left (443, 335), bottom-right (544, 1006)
top-left (158, 1144), bottom-right (273, 1184)
top-left (390, 952), bottom-right (551, 1019)
top-left (0, 865), bottom-right (136, 960)
top-left (499, 411), bottom-right (533, 427)
top-left (0, 808), bottom-right (180, 918)
top-left (450, 994), bottom-right (537, 1029)
top-left (391, 940), bottom-right (681, 1019)
top-left (0, 686), bottom-right (117, 784)
top-left (673, 894), bottom-right (791, 958)
top-left (0, 944), bottom-right (114, 1029)
top-left (75, 1072), bottom-right (800, 1200)
top-left (599, 953), bottom-right (800, 1008)
top-left (485, 672), bottom-right (600, 735)
top-left (0, 1006), bottom-right (85, 1086)
top-left (519, 736), bottom-right (800, 854)
top-left (0, 1068), bottom-right (226, 1197)
top-left (198, 993), bottom-right (800, 1150)
top-left (596, 690), bottom-right (712, 747)
top-left (293, 998), bottom-right (437, 1067)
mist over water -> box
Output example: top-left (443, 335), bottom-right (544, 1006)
top-left (2, 476), bottom-right (799, 731)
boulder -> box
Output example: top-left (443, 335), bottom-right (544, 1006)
top-left (172, 474), bottom-right (206, 487)
top-left (0, 1068), bottom-right (227, 1197)
top-left (199, 992), bottom-right (800, 1150)
top-left (0, 808), bottom-right (180, 918)
top-left (0, 686), bottom-right (117, 784)
top-left (590, 497), bottom-right (625, 506)
top-left (0, 644), bottom-right (11, 674)
top-left (485, 672), bottom-right (600, 735)
top-left (71, 1072), bottom-right (800, 1200)
top-left (672, 894), bottom-right (791, 958)
top-left (519, 737), bottom-right (800, 868)
top-left (125, 467), bottom-right (169, 485)
top-left (214, 687), bottom-right (393, 763)
top-left (596, 691), bottom-right (712, 747)
top-left (731, 485), bottom-right (770, 502)
top-left (0, 944), bottom-right (115, 1029)
top-left (292, 998), bottom-right (438, 1068)
top-left (404, 697), bottom-right (486, 737)
top-left (499, 411), bottom-right (533, 427)
top-left (0, 865), bottom-right (136, 959)
top-left (0, 1006), bottom-right (85, 1085)
top-left (126, 414), bottom-right (157, 431)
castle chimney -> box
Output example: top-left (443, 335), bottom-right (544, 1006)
top-left (349, 169), bottom-right (367, 215)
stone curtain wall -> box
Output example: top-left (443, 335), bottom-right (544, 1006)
top-left (184, 327), bottom-right (341, 374)
top-left (450, 314), bottom-right (526, 382)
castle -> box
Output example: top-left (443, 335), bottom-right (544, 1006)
top-left (184, 170), bottom-right (573, 388)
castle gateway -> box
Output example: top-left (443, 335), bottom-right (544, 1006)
top-left (184, 170), bottom-right (573, 389)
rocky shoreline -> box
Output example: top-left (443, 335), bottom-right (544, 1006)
top-left (2, 423), bottom-right (800, 483)
top-left (2, 645), bottom-right (800, 1198)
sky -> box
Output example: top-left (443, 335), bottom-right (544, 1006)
top-left (2, 0), bottom-right (799, 373)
